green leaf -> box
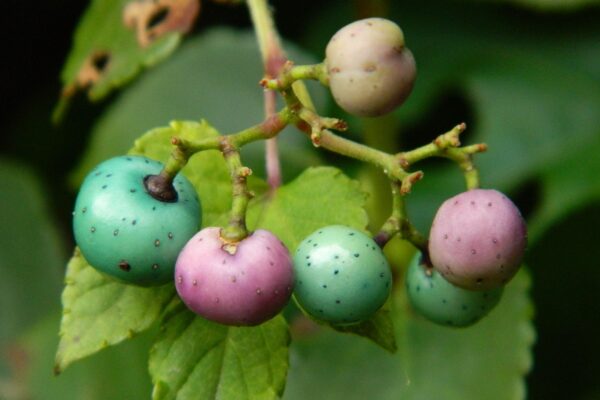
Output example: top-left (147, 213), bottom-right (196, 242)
top-left (283, 270), bottom-right (534, 400)
top-left (149, 304), bottom-right (290, 400)
top-left (56, 0), bottom-right (198, 119)
top-left (71, 28), bottom-right (327, 186)
top-left (331, 304), bottom-right (397, 353)
top-left (529, 134), bottom-right (600, 240)
top-left (0, 159), bottom-right (65, 343)
top-left (399, 269), bottom-right (534, 400)
top-left (12, 314), bottom-right (154, 400)
top-left (55, 250), bottom-right (175, 373)
top-left (248, 166), bottom-right (368, 252)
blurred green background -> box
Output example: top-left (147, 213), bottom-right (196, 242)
top-left (1, 0), bottom-right (600, 398)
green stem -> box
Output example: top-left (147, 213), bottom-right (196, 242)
top-left (220, 141), bottom-right (253, 243)
top-left (397, 123), bottom-right (486, 190)
top-left (261, 63), bottom-right (329, 90)
top-left (374, 181), bottom-right (428, 251)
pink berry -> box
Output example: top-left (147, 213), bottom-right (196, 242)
top-left (175, 227), bottom-right (294, 326)
top-left (428, 189), bottom-right (527, 290)
top-left (325, 18), bottom-right (416, 117)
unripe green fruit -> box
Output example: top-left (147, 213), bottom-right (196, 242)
top-left (325, 17), bottom-right (416, 117)
top-left (73, 155), bottom-right (201, 286)
top-left (406, 253), bottom-right (503, 327)
top-left (293, 225), bottom-right (392, 325)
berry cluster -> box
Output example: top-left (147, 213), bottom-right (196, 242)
top-left (71, 18), bottom-right (526, 329)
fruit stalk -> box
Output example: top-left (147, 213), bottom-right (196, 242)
top-left (397, 123), bottom-right (487, 189)
top-left (374, 180), bottom-right (427, 252)
top-left (220, 140), bottom-right (253, 242)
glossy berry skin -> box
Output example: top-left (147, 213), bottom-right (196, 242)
top-left (293, 225), bottom-right (392, 325)
top-left (175, 227), bottom-right (294, 326)
top-left (406, 253), bottom-right (503, 327)
top-left (428, 189), bottom-right (527, 290)
top-left (73, 155), bottom-right (201, 286)
top-left (325, 18), bottom-right (416, 117)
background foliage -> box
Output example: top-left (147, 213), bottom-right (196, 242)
top-left (1, 0), bottom-right (600, 399)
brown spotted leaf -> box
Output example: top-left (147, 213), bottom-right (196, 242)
top-left (54, 0), bottom-right (200, 121)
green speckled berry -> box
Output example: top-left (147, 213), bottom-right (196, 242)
top-left (73, 155), bottom-right (201, 286)
top-left (293, 225), bottom-right (392, 325)
top-left (406, 253), bottom-right (503, 327)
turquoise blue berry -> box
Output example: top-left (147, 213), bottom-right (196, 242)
top-left (406, 253), bottom-right (503, 327)
top-left (73, 155), bottom-right (201, 286)
top-left (293, 225), bottom-right (392, 325)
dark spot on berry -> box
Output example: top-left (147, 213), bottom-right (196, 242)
top-left (429, 282), bottom-right (434, 289)
top-left (94, 171), bottom-right (101, 176)
top-left (349, 232), bottom-right (355, 236)
top-left (231, 276), bottom-right (237, 282)
top-left (154, 239), bottom-right (160, 247)
top-left (323, 284), bottom-right (327, 288)
top-left (492, 238), bottom-right (498, 244)
top-left (106, 173), bottom-right (112, 178)
top-left (483, 293), bottom-right (489, 299)
top-left (379, 272), bottom-right (385, 278)
top-left (443, 234), bottom-right (448, 240)
top-left (334, 270), bottom-right (339, 275)
top-left (318, 309), bottom-right (324, 313)
top-left (306, 255), bottom-right (310, 259)
top-left (416, 285), bottom-right (421, 292)
top-left (488, 202), bottom-right (493, 207)
top-left (335, 300), bottom-right (341, 304)
top-left (113, 229), bottom-right (119, 236)
top-left (152, 206), bottom-right (156, 211)
top-left (121, 217), bottom-right (126, 221)
top-left (354, 253), bottom-right (360, 258)
top-left (462, 304), bottom-right (468, 311)
top-left (313, 243), bottom-right (318, 247)
top-left (119, 261), bottom-right (131, 271)
top-left (308, 239), bottom-right (312, 243)
top-left (145, 159), bottom-right (149, 164)
top-left (454, 200), bottom-right (459, 205)
top-left (476, 278), bottom-right (483, 284)
top-left (471, 249), bottom-right (477, 255)
top-left (457, 237), bottom-right (462, 242)
top-left (90, 227), bottom-right (96, 233)
top-left (102, 185), bottom-right (107, 189)
top-left (222, 259), bottom-right (226, 265)
top-left (130, 188), bottom-right (136, 193)
top-left (334, 255), bottom-right (339, 259)
top-left (496, 253), bottom-right (501, 260)
top-left (126, 157), bottom-right (132, 161)
top-left (270, 261), bottom-right (274, 266)
top-left (168, 232), bottom-right (174, 239)
top-left (372, 246), bottom-right (376, 250)
top-left (82, 207), bottom-right (87, 213)
top-left (470, 201), bottom-right (475, 205)
top-left (386, 281), bottom-right (390, 288)
top-left (500, 264), bottom-right (505, 269)
top-left (132, 219), bottom-right (137, 225)
top-left (198, 237), bottom-right (203, 242)
top-left (307, 262), bottom-right (311, 267)
top-left (318, 231), bottom-right (323, 234)
top-left (442, 299), bottom-right (447, 304)
top-left (447, 320), bottom-right (454, 325)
